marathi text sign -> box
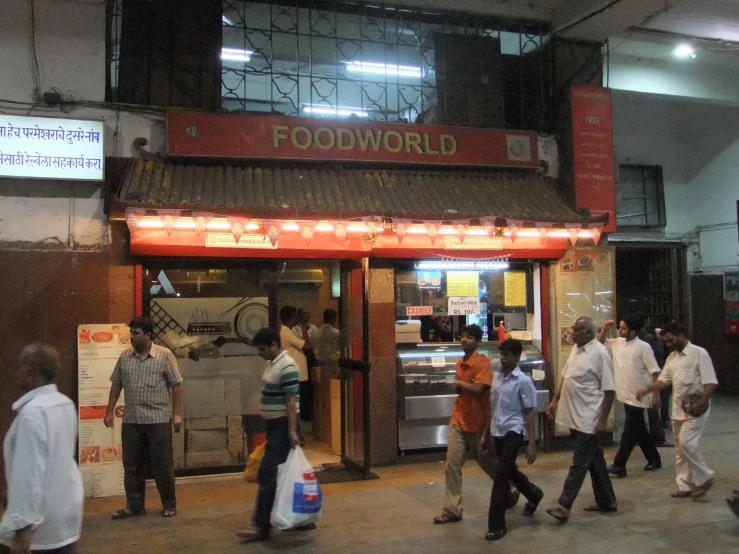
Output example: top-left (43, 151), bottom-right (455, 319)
top-left (0, 115), bottom-right (104, 180)
top-left (167, 112), bottom-right (539, 168)
top-left (571, 86), bottom-right (616, 232)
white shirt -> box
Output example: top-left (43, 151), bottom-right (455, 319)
top-left (605, 337), bottom-right (660, 408)
top-left (556, 339), bottom-right (616, 434)
top-left (281, 325), bottom-right (309, 382)
top-left (0, 385), bottom-right (84, 550)
top-left (314, 324), bottom-right (341, 376)
top-left (490, 367), bottom-right (537, 437)
top-left (658, 341), bottom-right (718, 421)
top-left (293, 323), bottom-right (318, 342)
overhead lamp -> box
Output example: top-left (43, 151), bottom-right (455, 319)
top-left (414, 261), bottom-right (510, 271)
top-left (303, 105), bottom-right (369, 118)
top-left (674, 44), bottom-right (696, 59)
top-left (221, 47), bottom-right (253, 62)
top-left (345, 61), bottom-right (422, 78)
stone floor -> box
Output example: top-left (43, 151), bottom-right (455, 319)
top-left (80, 395), bottom-right (739, 553)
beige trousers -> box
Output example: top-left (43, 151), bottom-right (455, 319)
top-left (443, 424), bottom-right (497, 518)
top-left (673, 415), bottom-right (714, 491)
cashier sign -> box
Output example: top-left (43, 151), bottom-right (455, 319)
top-left (448, 297), bottom-right (480, 316)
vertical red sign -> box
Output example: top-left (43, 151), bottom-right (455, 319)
top-left (571, 85), bottom-right (617, 232)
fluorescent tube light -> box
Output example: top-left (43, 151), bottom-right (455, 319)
top-left (303, 105), bottom-right (369, 117)
top-left (221, 48), bottom-right (253, 62)
top-left (674, 44), bottom-right (696, 59)
top-left (414, 261), bottom-right (510, 271)
top-left (345, 61), bottom-right (421, 78)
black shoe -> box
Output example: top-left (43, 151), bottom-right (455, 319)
top-left (506, 488), bottom-right (521, 510)
top-left (644, 461), bottom-right (662, 471)
top-left (656, 441), bottom-right (674, 448)
top-left (607, 464), bottom-right (627, 478)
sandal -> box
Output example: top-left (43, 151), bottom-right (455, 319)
top-left (111, 508), bottom-right (146, 520)
top-left (583, 504), bottom-right (618, 512)
top-left (235, 529), bottom-right (268, 543)
top-left (485, 529), bottom-right (507, 541)
top-left (433, 513), bottom-right (462, 524)
top-left (546, 505), bottom-right (570, 523)
top-left (671, 490), bottom-right (692, 498)
top-left (162, 508), bottom-right (177, 518)
top-left (522, 490), bottom-right (544, 517)
top-left (691, 479), bottom-right (714, 499)
top-left (507, 488), bottom-right (521, 510)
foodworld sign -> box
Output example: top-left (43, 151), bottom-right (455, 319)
top-left (0, 115), bottom-right (105, 180)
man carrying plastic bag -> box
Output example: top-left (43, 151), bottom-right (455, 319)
top-left (236, 327), bottom-right (320, 542)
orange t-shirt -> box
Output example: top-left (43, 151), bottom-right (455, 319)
top-left (450, 350), bottom-right (493, 433)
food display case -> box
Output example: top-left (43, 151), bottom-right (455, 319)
top-left (396, 342), bottom-right (548, 452)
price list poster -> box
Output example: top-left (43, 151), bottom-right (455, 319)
top-left (77, 324), bottom-right (130, 498)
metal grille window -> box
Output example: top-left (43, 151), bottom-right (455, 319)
top-left (219, 1), bottom-right (549, 128)
top-left (616, 165), bottom-right (666, 228)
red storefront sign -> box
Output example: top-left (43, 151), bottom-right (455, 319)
top-left (167, 112), bottom-right (539, 168)
top-left (571, 86), bottom-right (617, 232)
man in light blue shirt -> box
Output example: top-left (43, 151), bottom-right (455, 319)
top-left (481, 339), bottom-right (542, 541)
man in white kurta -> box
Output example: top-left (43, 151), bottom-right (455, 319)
top-left (637, 321), bottom-right (718, 498)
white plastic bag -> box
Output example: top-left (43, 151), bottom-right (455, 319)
top-left (270, 446), bottom-right (322, 530)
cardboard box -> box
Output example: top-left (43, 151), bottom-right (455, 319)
top-left (186, 417), bottom-right (227, 431)
top-left (183, 379), bottom-right (226, 418)
top-left (228, 440), bottom-right (244, 457)
top-left (227, 415), bottom-right (242, 428)
top-left (186, 450), bottom-right (231, 468)
top-left (228, 427), bottom-right (244, 441)
top-left (186, 430), bottom-right (228, 453)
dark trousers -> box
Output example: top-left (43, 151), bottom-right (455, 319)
top-left (647, 407), bottom-right (666, 444)
top-left (253, 417), bottom-right (292, 536)
top-left (559, 430), bottom-right (617, 510)
top-left (299, 380), bottom-right (313, 421)
top-left (660, 386), bottom-right (671, 426)
top-left (614, 404), bottom-right (661, 467)
top-left (488, 432), bottom-right (542, 532)
top-left (122, 422), bottom-right (176, 512)
top-left (0, 543), bottom-right (77, 554)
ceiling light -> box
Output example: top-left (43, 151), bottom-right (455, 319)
top-left (345, 61), bottom-right (421, 78)
top-left (303, 105), bottom-right (369, 117)
top-left (221, 48), bottom-right (253, 62)
top-left (674, 44), bottom-right (696, 59)
top-left (414, 261), bottom-right (510, 271)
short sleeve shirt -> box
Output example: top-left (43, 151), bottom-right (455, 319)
top-left (450, 350), bottom-right (493, 433)
top-left (658, 341), bottom-right (718, 420)
top-left (260, 350), bottom-right (301, 419)
top-left (110, 343), bottom-right (183, 424)
top-left (605, 337), bottom-right (660, 408)
top-left (556, 339), bottom-right (615, 434)
top-left (281, 325), bottom-right (308, 382)
top-left (490, 367), bottom-right (537, 437)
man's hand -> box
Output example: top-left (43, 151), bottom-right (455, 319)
top-left (10, 527), bottom-right (33, 554)
top-left (289, 431), bottom-right (300, 448)
top-left (103, 411), bottom-right (115, 429)
top-left (635, 389), bottom-right (648, 401)
top-left (479, 434), bottom-right (489, 454)
top-left (651, 392), bottom-right (661, 407)
top-left (690, 401), bottom-right (708, 417)
top-left (526, 443), bottom-right (537, 465)
top-left (545, 399), bottom-right (557, 421)
top-left (172, 414), bottom-right (183, 433)
top-left (596, 418), bottom-right (608, 433)
top-left (603, 320), bottom-right (615, 332)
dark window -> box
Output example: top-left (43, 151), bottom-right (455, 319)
top-left (616, 165), bottom-right (666, 229)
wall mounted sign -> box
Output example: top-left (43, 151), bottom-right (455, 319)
top-left (570, 86), bottom-right (616, 232)
top-left (167, 111), bottom-right (538, 168)
top-left (0, 115), bottom-right (104, 180)
top-left (444, 236), bottom-right (503, 250)
top-left (504, 271), bottom-right (527, 307)
top-left (446, 271), bottom-right (479, 296)
top-left (448, 296), bottom-right (481, 316)
top-left (406, 306), bottom-right (433, 316)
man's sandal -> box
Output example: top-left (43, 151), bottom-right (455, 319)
top-left (691, 479), bottom-right (714, 499)
top-left (111, 508), bottom-right (146, 520)
top-left (162, 508), bottom-right (177, 518)
top-left (485, 529), bottom-right (507, 541)
top-left (433, 513), bottom-right (462, 524)
top-left (545, 505), bottom-right (570, 523)
top-left (671, 490), bottom-right (692, 498)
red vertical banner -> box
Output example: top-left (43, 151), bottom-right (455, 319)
top-left (571, 85), bottom-right (617, 232)
top-left (351, 268), bottom-right (364, 359)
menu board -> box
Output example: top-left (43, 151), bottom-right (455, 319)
top-left (553, 247), bottom-right (616, 434)
top-left (504, 272), bottom-right (527, 306)
top-left (78, 324), bottom-right (129, 498)
top-left (447, 271), bottom-right (479, 296)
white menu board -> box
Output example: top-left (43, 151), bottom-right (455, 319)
top-left (78, 324), bottom-right (129, 498)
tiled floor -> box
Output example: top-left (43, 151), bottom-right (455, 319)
top-left (79, 395), bottom-right (739, 553)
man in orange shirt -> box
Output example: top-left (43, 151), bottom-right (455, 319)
top-left (434, 324), bottom-right (516, 523)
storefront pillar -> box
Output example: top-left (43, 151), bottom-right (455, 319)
top-left (367, 266), bottom-right (398, 466)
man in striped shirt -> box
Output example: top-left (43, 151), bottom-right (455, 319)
top-left (237, 327), bottom-right (314, 542)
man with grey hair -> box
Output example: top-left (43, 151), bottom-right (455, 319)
top-left (0, 344), bottom-right (83, 554)
top-left (545, 316), bottom-right (617, 523)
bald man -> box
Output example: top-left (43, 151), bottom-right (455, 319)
top-left (545, 317), bottom-right (617, 523)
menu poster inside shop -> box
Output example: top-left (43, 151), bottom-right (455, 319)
top-left (0, 115), bottom-right (104, 180)
top-left (504, 271), bottom-right (527, 307)
top-left (552, 247), bottom-right (616, 434)
top-left (78, 324), bottom-right (129, 498)
top-left (571, 86), bottom-right (616, 232)
top-left (447, 271), bottom-right (479, 297)
top-left (725, 271), bottom-right (739, 334)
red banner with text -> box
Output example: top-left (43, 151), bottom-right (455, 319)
top-left (167, 112), bottom-right (539, 168)
top-left (571, 86), bottom-right (616, 232)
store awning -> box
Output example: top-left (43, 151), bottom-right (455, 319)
top-left (113, 159), bottom-right (586, 225)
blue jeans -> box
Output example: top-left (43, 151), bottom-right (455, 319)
top-left (253, 417), bottom-right (292, 536)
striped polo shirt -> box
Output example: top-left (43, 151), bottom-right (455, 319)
top-left (260, 350), bottom-right (301, 419)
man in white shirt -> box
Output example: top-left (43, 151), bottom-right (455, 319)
top-left (279, 306), bottom-right (313, 425)
top-left (636, 321), bottom-right (718, 499)
top-left (313, 309), bottom-right (343, 377)
top-left (597, 313), bottom-right (662, 478)
top-left (292, 308), bottom-right (318, 343)
top-left (0, 344), bottom-right (83, 554)
top-left (546, 316), bottom-right (617, 523)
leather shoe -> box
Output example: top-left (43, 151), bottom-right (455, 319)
top-left (644, 461), bottom-right (662, 471)
top-left (607, 464), bottom-right (627, 478)
top-left (656, 441), bottom-right (674, 447)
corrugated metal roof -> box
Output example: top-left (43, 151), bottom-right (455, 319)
top-left (116, 159), bottom-right (584, 224)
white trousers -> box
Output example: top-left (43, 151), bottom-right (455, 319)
top-left (672, 415), bottom-right (714, 491)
